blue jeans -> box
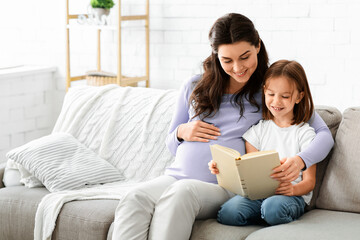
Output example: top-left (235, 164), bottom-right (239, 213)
top-left (217, 195), bottom-right (306, 226)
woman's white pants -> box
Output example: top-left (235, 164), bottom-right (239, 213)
top-left (112, 175), bottom-right (233, 240)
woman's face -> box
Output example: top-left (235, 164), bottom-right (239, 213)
top-left (218, 41), bottom-right (260, 93)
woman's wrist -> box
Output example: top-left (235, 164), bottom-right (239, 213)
top-left (294, 155), bottom-right (305, 171)
top-left (176, 124), bottom-right (184, 142)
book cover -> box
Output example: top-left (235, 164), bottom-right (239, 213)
top-left (210, 144), bottom-right (281, 200)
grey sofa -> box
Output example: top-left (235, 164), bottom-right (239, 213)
top-left (1, 85), bottom-right (360, 240)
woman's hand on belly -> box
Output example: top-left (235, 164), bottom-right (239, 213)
top-left (177, 120), bottom-right (221, 142)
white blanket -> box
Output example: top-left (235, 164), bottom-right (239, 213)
top-left (34, 85), bottom-right (178, 240)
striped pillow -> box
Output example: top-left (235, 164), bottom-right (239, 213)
top-left (6, 133), bottom-right (124, 192)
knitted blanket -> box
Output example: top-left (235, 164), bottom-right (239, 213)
top-left (35, 85), bottom-right (178, 240)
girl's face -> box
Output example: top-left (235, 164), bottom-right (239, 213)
top-left (264, 76), bottom-right (304, 127)
top-left (218, 41), bottom-right (260, 93)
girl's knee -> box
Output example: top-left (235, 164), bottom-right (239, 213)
top-left (217, 196), bottom-right (257, 226)
top-left (217, 203), bottom-right (247, 226)
top-left (261, 201), bottom-right (287, 225)
top-left (261, 196), bottom-right (303, 226)
top-left (261, 196), bottom-right (284, 212)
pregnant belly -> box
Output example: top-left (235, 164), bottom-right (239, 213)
top-left (166, 139), bottom-right (245, 183)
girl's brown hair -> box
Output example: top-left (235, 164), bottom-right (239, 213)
top-left (189, 13), bottom-right (269, 119)
top-left (262, 60), bottom-right (314, 124)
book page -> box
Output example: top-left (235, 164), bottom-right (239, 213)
top-left (210, 145), bottom-right (245, 196)
top-left (237, 151), bottom-right (280, 200)
top-left (242, 150), bottom-right (277, 159)
top-left (212, 144), bottom-right (241, 157)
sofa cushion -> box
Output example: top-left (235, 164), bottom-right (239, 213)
top-left (0, 185), bottom-right (119, 240)
top-left (245, 209), bottom-right (360, 240)
top-left (52, 199), bottom-right (119, 240)
top-left (316, 107), bottom-right (360, 212)
top-left (306, 106), bottom-right (342, 210)
top-left (190, 219), bottom-right (263, 240)
top-left (6, 133), bottom-right (124, 192)
top-left (0, 186), bottom-right (49, 240)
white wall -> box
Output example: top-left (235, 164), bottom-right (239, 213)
top-left (148, 0), bottom-right (360, 111)
top-left (0, 0), bottom-right (360, 154)
top-left (0, 67), bottom-right (58, 162)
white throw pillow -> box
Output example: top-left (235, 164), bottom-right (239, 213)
top-left (3, 165), bottom-right (22, 187)
top-left (3, 159), bottom-right (43, 188)
top-left (6, 133), bottom-right (124, 192)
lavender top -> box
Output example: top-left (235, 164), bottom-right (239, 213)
top-left (165, 75), bottom-right (334, 184)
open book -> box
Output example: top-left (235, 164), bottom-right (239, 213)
top-left (210, 144), bottom-right (281, 200)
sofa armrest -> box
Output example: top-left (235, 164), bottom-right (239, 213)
top-left (0, 162), bottom-right (6, 188)
top-left (306, 105), bottom-right (342, 211)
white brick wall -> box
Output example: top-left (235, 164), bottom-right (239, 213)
top-left (146, 0), bottom-right (360, 111)
top-left (0, 0), bottom-right (360, 159)
top-left (0, 67), bottom-right (59, 162)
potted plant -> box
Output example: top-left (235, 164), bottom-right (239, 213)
top-left (90, 0), bottom-right (115, 18)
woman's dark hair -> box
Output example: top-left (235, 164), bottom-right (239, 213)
top-left (189, 13), bottom-right (269, 119)
top-left (263, 60), bottom-right (314, 124)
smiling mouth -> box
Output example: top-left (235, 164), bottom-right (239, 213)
top-left (233, 70), bottom-right (247, 77)
top-left (272, 106), bottom-right (283, 111)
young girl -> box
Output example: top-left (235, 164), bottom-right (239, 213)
top-left (210, 60), bottom-right (317, 226)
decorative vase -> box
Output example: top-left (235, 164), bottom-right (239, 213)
top-left (92, 8), bottom-right (110, 18)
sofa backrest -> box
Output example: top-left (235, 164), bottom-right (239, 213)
top-left (306, 105), bottom-right (342, 210)
top-left (53, 85), bottom-right (179, 182)
top-left (51, 85), bottom-right (349, 200)
top-left (316, 107), bottom-right (360, 213)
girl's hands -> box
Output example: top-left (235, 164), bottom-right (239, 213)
top-left (208, 160), bottom-right (219, 174)
top-left (271, 156), bottom-right (304, 182)
top-left (275, 182), bottom-right (294, 196)
top-left (177, 120), bottom-right (221, 142)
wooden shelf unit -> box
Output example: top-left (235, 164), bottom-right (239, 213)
top-left (65, 0), bottom-right (150, 90)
